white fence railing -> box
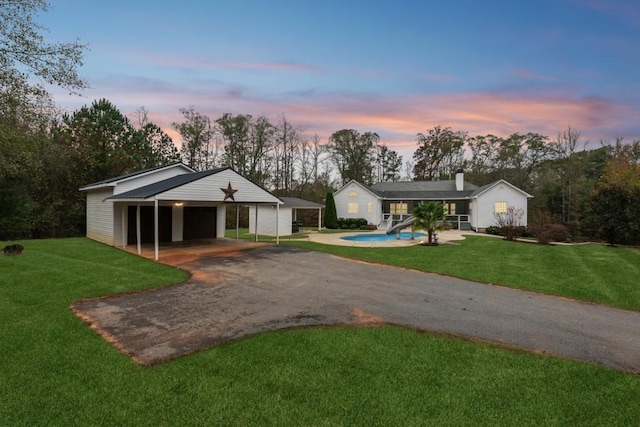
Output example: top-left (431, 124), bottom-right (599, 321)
top-left (382, 213), bottom-right (470, 230)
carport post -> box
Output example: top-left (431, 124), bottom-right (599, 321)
top-left (136, 203), bottom-right (141, 255)
top-left (154, 198), bottom-right (159, 261)
top-left (235, 205), bottom-right (240, 239)
top-left (254, 203), bottom-right (258, 242)
top-left (318, 207), bottom-right (322, 230)
top-left (275, 203), bottom-right (280, 245)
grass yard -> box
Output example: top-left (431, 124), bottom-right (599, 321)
top-left (1, 238), bottom-right (639, 425)
top-left (224, 228), bottom-right (310, 241)
top-left (284, 236), bottom-right (640, 312)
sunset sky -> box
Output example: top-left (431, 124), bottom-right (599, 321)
top-left (42, 0), bottom-right (640, 159)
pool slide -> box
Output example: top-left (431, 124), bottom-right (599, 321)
top-left (385, 215), bottom-right (415, 235)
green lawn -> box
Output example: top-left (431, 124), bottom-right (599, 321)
top-left (1, 238), bottom-right (639, 425)
top-left (224, 228), bottom-right (310, 241)
top-left (283, 236), bottom-right (640, 312)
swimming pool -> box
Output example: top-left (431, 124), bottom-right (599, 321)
top-left (340, 232), bottom-right (426, 242)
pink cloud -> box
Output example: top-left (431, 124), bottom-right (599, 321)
top-left (52, 81), bottom-right (640, 163)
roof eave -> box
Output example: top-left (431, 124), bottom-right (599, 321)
top-left (79, 183), bottom-right (117, 192)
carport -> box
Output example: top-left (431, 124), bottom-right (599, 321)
top-left (105, 168), bottom-right (283, 261)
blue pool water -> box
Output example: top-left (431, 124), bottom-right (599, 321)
top-left (340, 232), bottom-right (426, 242)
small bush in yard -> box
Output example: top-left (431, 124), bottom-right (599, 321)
top-left (493, 207), bottom-right (525, 241)
top-left (336, 217), bottom-right (368, 229)
top-left (485, 226), bottom-right (501, 235)
top-left (531, 223), bottom-right (571, 244)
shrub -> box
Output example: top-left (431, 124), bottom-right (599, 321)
top-left (485, 226), bottom-right (501, 235)
top-left (530, 223), bottom-right (571, 244)
top-left (336, 217), bottom-right (368, 229)
top-left (500, 225), bottom-right (526, 241)
top-left (493, 207), bottom-right (525, 241)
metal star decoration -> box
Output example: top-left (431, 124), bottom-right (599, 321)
top-left (220, 182), bottom-right (238, 201)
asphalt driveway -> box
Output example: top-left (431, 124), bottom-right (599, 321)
top-left (73, 244), bottom-right (640, 373)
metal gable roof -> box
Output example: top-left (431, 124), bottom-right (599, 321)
top-left (79, 162), bottom-right (195, 190)
top-left (280, 197), bottom-right (324, 208)
top-left (106, 168), bottom-right (228, 200)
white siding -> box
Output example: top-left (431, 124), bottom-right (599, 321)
top-left (172, 205), bottom-right (184, 242)
top-left (334, 181), bottom-right (381, 225)
top-left (113, 165), bottom-right (192, 194)
top-left (474, 183), bottom-right (529, 230)
top-left (158, 169), bottom-right (280, 203)
top-left (86, 188), bottom-right (115, 245)
top-left (113, 203), bottom-right (125, 247)
top-left (249, 206), bottom-right (292, 236)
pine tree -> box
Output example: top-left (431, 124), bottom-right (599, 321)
top-left (324, 192), bottom-right (338, 229)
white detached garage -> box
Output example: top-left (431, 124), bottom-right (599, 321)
top-left (80, 163), bottom-right (283, 260)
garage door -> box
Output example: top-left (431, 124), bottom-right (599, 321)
top-left (127, 206), bottom-right (172, 244)
top-left (183, 207), bottom-right (217, 240)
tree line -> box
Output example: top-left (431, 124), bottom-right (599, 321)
top-left (410, 125), bottom-right (640, 244)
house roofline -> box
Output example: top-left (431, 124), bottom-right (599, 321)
top-left (79, 162), bottom-right (196, 191)
top-left (470, 179), bottom-right (533, 199)
top-left (104, 166), bottom-right (284, 204)
top-left (333, 180), bottom-right (382, 198)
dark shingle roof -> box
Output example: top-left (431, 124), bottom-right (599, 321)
top-left (79, 162), bottom-right (192, 189)
top-left (108, 168), bottom-right (228, 200)
top-left (469, 182), bottom-right (495, 197)
top-left (369, 180), bottom-right (478, 200)
top-left (280, 197), bottom-right (324, 208)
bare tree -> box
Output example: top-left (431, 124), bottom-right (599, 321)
top-left (403, 160), bottom-right (414, 181)
top-left (493, 207), bottom-right (525, 241)
top-left (273, 114), bottom-right (300, 194)
top-left (247, 115), bottom-right (275, 187)
top-left (374, 144), bottom-right (403, 182)
top-left (131, 106), bottom-right (150, 128)
top-left (298, 133), bottom-right (330, 197)
top-left (172, 106), bottom-right (216, 170)
top-left (0, 0), bottom-right (88, 93)
top-left (553, 126), bottom-right (585, 222)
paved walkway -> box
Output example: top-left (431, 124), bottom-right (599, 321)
top-left (73, 245), bottom-right (640, 372)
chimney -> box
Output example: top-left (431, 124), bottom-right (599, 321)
top-left (455, 169), bottom-right (464, 191)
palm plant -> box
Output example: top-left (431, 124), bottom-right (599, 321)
top-left (412, 201), bottom-right (446, 245)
